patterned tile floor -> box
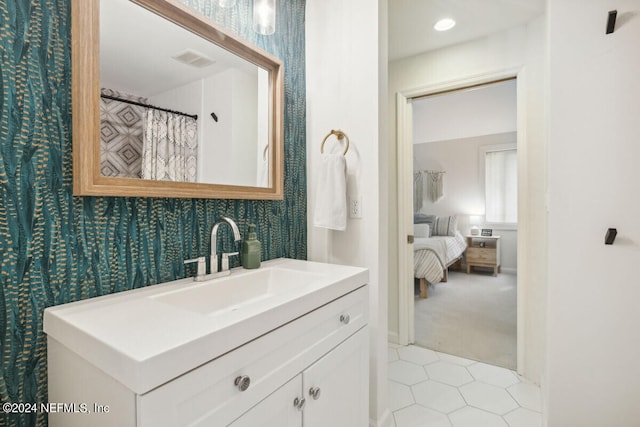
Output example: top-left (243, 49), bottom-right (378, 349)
top-left (388, 344), bottom-right (542, 427)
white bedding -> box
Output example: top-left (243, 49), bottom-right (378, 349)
top-left (414, 231), bottom-right (467, 285)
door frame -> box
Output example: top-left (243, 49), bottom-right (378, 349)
top-left (396, 68), bottom-right (526, 373)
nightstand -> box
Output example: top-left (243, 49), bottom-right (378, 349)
top-left (465, 235), bottom-right (501, 276)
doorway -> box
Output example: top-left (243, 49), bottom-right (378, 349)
top-left (396, 71), bottom-right (526, 374)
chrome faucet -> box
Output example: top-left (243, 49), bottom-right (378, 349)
top-left (183, 216), bottom-right (242, 282)
top-left (210, 216), bottom-right (241, 273)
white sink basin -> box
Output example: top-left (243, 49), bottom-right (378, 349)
top-left (151, 267), bottom-right (324, 315)
top-left (43, 258), bottom-right (368, 394)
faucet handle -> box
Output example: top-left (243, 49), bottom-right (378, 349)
top-left (184, 257), bottom-right (206, 277)
top-left (221, 252), bottom-right (239, 271)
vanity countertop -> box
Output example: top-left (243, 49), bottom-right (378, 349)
top-left (43, 258), bottom-right (368, 394)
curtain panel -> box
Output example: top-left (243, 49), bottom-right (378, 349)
top-left (142, 110), bottom-right (198, 182)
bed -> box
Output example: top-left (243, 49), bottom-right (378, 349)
top-left (413, 215), bottom-right (467, 298)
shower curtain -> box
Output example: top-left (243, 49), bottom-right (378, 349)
top-left (141, 109), bottom-right (198, 182)
top-left (100, 88), bottom-right (146, 178)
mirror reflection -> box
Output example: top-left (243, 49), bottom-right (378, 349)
top-left (99, 0), bottom-right (270, 187)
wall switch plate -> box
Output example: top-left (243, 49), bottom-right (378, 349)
top-left (349, 196), bottom-right (363, 219)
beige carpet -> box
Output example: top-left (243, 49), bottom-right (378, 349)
top-left (414, 269), bottom-right (517, 369)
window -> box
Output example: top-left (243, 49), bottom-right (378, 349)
top-left (484, 146), bottom-right (517, 224)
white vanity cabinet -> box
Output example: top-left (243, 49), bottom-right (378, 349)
top-left (230, 329), bottom-right (368, 427)
top-left (45, 260), bottom-right (369, 427)
top-left (135, 286), bottom-right (368, 427)
top-left (229, 376), bottom-right (302, 427)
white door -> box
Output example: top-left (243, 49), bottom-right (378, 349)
top-left (302, 329), bottom-right (369, 427)
top-left (228, 376), bottom-right (302, 427)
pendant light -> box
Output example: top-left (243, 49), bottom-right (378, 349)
top-left (253, 0), bottom-right (276, 35)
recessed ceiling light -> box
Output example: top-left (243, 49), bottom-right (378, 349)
top-left (434, 18), bottom-right (456, 32)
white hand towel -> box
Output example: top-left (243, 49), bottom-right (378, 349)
top-left (314, 153), bottom-right (347, 231)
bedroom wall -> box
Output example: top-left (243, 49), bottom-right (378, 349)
top-left (412, 80), bottom-right (517, 272)
top-left (413, 133), bottom-right (518, 272)
top-left (413, 79), bottom-right (516, 144)
top-left (388, 17), bottom-right (547, 383)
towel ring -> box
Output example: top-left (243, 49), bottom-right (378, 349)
top-left (321, 129), bottom-right (350, 156)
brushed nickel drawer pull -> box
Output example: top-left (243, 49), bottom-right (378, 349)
top-left (234, 375), bottom-right (251, 392)
top-left (293, 397), bottom-right (306, 410)
top-left (309, 386), bottom-right (321, 400)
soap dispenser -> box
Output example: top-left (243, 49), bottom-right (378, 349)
top-left (241, 224), bottom-right (261, 269)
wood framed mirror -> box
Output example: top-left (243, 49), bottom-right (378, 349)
top-left (71, 0), bottom-right (284, 199)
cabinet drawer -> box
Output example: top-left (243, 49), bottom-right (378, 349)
top-left (138, 286), bottom-right (368, 427)
top-left (466, 247), bottom-right (496, 263)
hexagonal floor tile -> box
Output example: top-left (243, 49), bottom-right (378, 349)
top-left (449, 406), bottom-right (508, 427)
top-left (425, 361), bottom-right (474, 387)
top-left (507, 381), bottom-right (541, 412)
top-left (393, 404), bottom-right (452, 427)
top-left (389, 360), bottom-right (428, 385)
top-left (436, 351), bottom-right (478, 367)
top-left (397, 345), bottom-right (439, 366)
top-left (467, 362), bottom-right (520, 388)
top-left (389, 380), bottom-right (415, 412)
top-left (459, 382), bottom-right (519, 415)
top-left (412, 380), bottom-right (466, 414)
top-left (503, 407), bottom-right (542, 427)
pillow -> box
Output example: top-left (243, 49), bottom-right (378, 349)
top-left (432, 215), bottom-right (458, 237)
top-left (414, 223), bottom-right (430, 238)
top-left (414, 213), bottom-right (436, 225)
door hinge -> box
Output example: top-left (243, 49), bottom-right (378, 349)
top-left (407, 235), bottom-right (414, 244)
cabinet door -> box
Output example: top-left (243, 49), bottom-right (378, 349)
top-left (302, 328), bottom-right (369, 427)
top-left (229, 375), bottom-right (302, 427)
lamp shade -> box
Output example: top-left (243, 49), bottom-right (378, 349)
top-left (469, 215), bottom-right (482, 235)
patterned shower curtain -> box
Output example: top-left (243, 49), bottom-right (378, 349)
top-left (100, 88), bottom-right (146, 178)
top-left (141, 109), bottom-right (198, 182)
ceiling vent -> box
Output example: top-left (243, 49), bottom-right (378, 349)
top-left (172, 49), bottom-right (216, 68)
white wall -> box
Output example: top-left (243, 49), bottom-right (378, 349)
top-left (389, 19), bottom-right (547, 383)
top-left (230, 68), bottom-right (259, 186)
top-left (414, 133), bottom-right (518, 271)
top-left (201, 70), bottom-right (233, 183)
top-left (546, 1), bottom-right (640, 425)
top-left (413, 79), bottom-right (517, 144)
top-left (306, 0), bottom-right (390, 426)
top-left (202, 68), bottom-right (259, 187)
top-left (150, 68), bottom-right (259, 186)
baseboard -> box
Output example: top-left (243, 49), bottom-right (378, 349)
top-left (370, 408), bottom-right (393, 427)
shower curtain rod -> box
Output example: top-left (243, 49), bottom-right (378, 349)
top-left (100, 94), bottom-right (198, 120)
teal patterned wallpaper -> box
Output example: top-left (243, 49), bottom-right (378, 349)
top-left (0, 1), bottom-right (306, 426)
